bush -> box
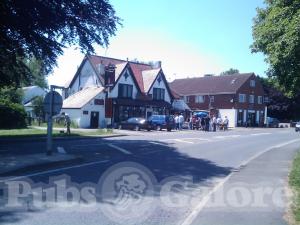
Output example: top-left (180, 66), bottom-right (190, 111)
top-left (0, 100), bottom-right (27, 129)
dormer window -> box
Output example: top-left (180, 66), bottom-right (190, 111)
top-left (250, 80), bottom-right (256, 87)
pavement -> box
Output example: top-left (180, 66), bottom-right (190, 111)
top-left (0, 127), bottom-right (299, 225)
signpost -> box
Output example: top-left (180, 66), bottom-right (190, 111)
top-left (43, 86), bottom-right (63, 155)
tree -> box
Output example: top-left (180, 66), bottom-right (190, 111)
top-left (0, 0), bottom-right (121, 87)
top-left (251, 0), bottom-right (300, 96)
top-left (220, 68), bottom-right (239, 76)
top-left (32, 96), bottom-right (45, 124)
top-left (23, 58), bottom-right (48, 89)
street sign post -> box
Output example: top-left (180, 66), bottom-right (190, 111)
top-left (43, 87), bottom-right (63, 155)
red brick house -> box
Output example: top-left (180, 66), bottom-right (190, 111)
top-left (169, 73), bottom-right (266, 127)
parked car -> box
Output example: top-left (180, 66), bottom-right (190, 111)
top-left (295, 122), bottom-right (300, 132)
top-left (266, 117), bottom-right (280, 128)
top-left (118, 117), bottom-right (150, 131)
top-left (147, 115), bottom-right (175, 131)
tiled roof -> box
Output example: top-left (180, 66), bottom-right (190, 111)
top-left (142, 68), bottom-right (161, 92)
top-left (169, 73), bottom-right (254, 95)
top-left (88, 55), bottom-right (158, 93)
top-left (114, 62), bottom-right (128, 81)
top-left (62, 86), bottom-right (104, 109)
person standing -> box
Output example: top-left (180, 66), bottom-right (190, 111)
top-left (217, 117), bottom-right (222, 131)
top-left (212, 115), bottom-right (217, 132)
top-left (223, 116), bottom-right (229, 131)
top-left (175, 114), bottom-right (179, 130)
top-left (205, 115), bottom-right (210, 132)
top-left (65, 115), bottom-right (71, 135)
top-left (178, 113), bottom-right (184, 130)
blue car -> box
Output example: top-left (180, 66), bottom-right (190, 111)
top-left (147, 115), bottom-right (175, 131)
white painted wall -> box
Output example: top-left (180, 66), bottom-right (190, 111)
top-left (61, 92), bottom-right (106, 128)
top-left (148, 73), bottom-right (171, 103)
top-left (69, 60), bottom-right (101, 96)
top-left (218, 109), bottom-right (237, 127)
top-left (108, 68), bottom-right (138, 99)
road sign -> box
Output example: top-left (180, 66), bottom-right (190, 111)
top-left (43, 91), bottom-right (63, 116)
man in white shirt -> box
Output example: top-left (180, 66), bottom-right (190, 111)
top-left (178, 114), bottom-right (184, 130)
top-left (175, 115), bottom-right (179, 130)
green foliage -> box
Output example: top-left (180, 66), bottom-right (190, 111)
top-left (220, 68), bottom-right (239, 76)
top-left (252, 0), bottom-right (300, 96)
top-left (0, 99), bottom-right (27, 129)
top-left (23, 58), bottom-right (48, 89)
top-left (0, 0), bottom-right (121, 87)
top-left (0, 86), bottom-right (27, 128)
top-left (32, 96), bottom-right (45, 119)
top-left (0, 86), bottom-right (23, 104)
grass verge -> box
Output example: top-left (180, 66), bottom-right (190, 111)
top-left (289, 152), bottom-right (300, 225)
top-left (0, 128), bottom-right (113, 139)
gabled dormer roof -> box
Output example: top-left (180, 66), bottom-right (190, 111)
top-left (142, 68), bottom-right (161, 93)
top-left (66, 54), bottom-right (174, 99)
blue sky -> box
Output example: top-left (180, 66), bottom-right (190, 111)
top-left (48, 0), bottom-right (268, 86)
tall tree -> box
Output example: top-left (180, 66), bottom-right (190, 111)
top-left (0, 0), bottom-right (121, 87)
top-left (23, 58), bottom-right (48, 89)
top-left (251, 0), bottom-right (300, 96)
top-left (220, 68), bottom-right (239, 76)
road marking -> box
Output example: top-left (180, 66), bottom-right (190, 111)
top-left (239, 138), bottom-right (300, 167)
top-left (149, 141), bottom-right (167, 147)
top-left (180, 138), bottom-right (300, 225)
top-left (2, 160), bottom-right (110, 181)
top-left (183, 138), bottom-right (211, 141)
top-left (173, 139), bottom-right (194, 144)
top-left (250, 132), bottom-right (271, 136)
top-left (107, 144), bottom-right (132, 155)
top-left (215, 135), bottom-right (241, 139)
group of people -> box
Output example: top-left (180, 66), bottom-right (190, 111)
top-left (175, 113), bottom-right (229, 132)
top-left (174, 114), bottom-right (185, 130)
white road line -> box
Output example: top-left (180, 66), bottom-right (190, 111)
top-left (215, 135), bottom-right (241, 139)
top-left (2, 160), bottom-right (110, 181)
top-left (250, 133), bottom-right (271, 136)
top-left (149, 141), bottom-right (167, 146)
top-left (107, 144), bottom-right (132, 155)
top-left (173, 139), bottom-right (194, 144)
top-left (180, 138), bottom-right (300, 225)
top-left (183, 138), bottom-right (211, 141)
top-left (239, 138), bottom-right (300, 167)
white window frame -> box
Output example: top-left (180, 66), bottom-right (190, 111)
top-left (257, 96), bottom-right (263, 104)
top-left (184, 96), bottom-right (190, 103)
top-left (250, 80), bottom-right (256, 87)
top-left (239, 94), bottom-right (246, 103)
top-left (195, 95), bottom-right (204, 103)
top-left (249, 95), bottom-right (255, 104)
top-left (210, 96), bottom-right (215, 103)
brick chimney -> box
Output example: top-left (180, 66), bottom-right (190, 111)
top-left (104, 64), bottom-right (116, 86)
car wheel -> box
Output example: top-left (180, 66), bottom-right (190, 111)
top-left (167, 128), bottom-right (171, 132)
top-left (134, 125), bottom-right (140, 131)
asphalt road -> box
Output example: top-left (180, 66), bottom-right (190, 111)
top-left (0, 128), bottom-right (299, 225)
